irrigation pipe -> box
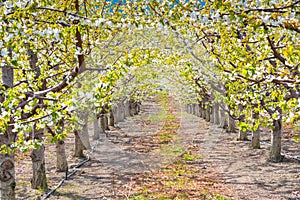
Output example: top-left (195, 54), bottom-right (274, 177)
top-left (42, 136), bottom-right (103, 200)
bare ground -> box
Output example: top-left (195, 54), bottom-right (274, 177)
top-left (15, 98), bottom-right (300, 200)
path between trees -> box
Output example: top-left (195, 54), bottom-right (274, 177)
top-left (16, 98), bottom-right (300, 199)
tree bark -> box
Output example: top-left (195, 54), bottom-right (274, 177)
top-left (93, 118), bottom-right (100, 140)
top-left (251, 107), bottom-right (260, 149)
top-left (120, 102), bottom-right (125, 121)
top-left (201, 102), bottom-right (206, 119)
top-left (74, 130), bottom-right (85, 158)
top-left (2, 67), bottom-right (14, 88)
top-left (0, 61), bottom-right (15, 199)
top-left (116, 103), bottom-right (124, 122)
top-left (195, 104), bottom-right (198, 115)
top-left (219, 108), bottom-right (227, 128)
top-left (80, 123), bottom-right (91, 150)
top-left (227, 115), bottom-right (236, 133)
top-left (204, 104), bottom-right (211, 122)
top-left (197, 103), bottom-right (202, 118)
top-left (252, 129), bottom-right (260, 149)
top-left (192, 104), bottom-right (196, 115)
top-left (30, 131), bottom-right (48, 190)
top-left (270, 117), bottom-right (283, 162)
top-left (109, 110), bottom-right (115, 126)
top-left (56, 140), bottom-right (68, 172)
top-left (124, 100), bottom-right (130, 117)
top-left (238, 130), bottom-right (248, 141)
top-left (213, 103), bottom-right (220, 125)
top-left (0, 154), bottom-right (15, 200)
top-left (129, 100), bottom-right (138, 116)
top-left (104, 115), bottom-right (109, 130)
top-left (135, 101), bottom-right (141, 114)
top-left (100, 116), bottom-right (106, 135)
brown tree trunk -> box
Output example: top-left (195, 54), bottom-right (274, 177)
top-left (227, 115), bottom-right (236, 133)
top-left (104, 115), bottom-right (109, 130)
top-left (129, 100), bottom-right (137, 116)
top-left (252, 129), bottom-right (260, 149)
top-left (93, 118), bottom-right (100, 140)
top-left (198, 102), bottom-right (203, 118)
top-left (238, 130), bottom-right (248, 141)
top-left (201, 102), bottom-right (206, 119)
top-left (56, 140), bottom-right (68, 172)
top-left (30, 135), bottom-right (48, 190)
top-left (74, 130), bottom-right (85, 158)
top-left (109, 110), bottom-right (115, 126)
top-left (100, 116), bottom-right (106, 135)
top-left (129, 101), bottom-right (134, 116)
top-left (270, 117), bottom-right (283, 162)
top-left (251, 107), bottom-right (260, 149)
top-left (0, 154), bottom-right (15, 200)
top-left (204, 104), bottom-right (211, 122)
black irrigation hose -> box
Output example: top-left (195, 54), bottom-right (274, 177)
top-left (260, 141), bottom-right (300, 162)
top-left (42, 136), bottom-right (103, 200)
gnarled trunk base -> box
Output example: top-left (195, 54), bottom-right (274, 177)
top-left (0, 155), bottom-right (15, 200)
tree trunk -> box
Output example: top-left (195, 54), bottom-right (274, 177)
top-left (104, 115), bottom-right (109, 130)
top-left (119, 103), bottom-right (125, 122)
top-left (74, 130), bottom-right (85, 158)
top-left (130, 100), bottom-right (140, 116)
top-left (251, 108), bottom-right (260, 149)
top-left (219, 108), bottom-right (227, 128)
top-left (194, 104), bottom-right (199, 117)
top-left (227, 115), bottom-right (236, 133)
top-left (109, 110), bottom-right (115, 126)
top-left (0, 154), bottom-right (15, 200)
top-left (93, 118), bottom-right (100, 140)
top-left (238, 130), bottom-right (248, 141)
top-left (56, 140), bottom-right (68, 172)
top-left (200, 101), bottom-right (205, 119)
top-left (115, 104), bottom-right (123, 122)
top-left (136, 102), bottom-right (141, 114)
top-left (210, 105), bottom-right (214, 123)
top-left (192, 104), bottom-right (196, 115)
top-left (270, 117), bottom-right (283, 162)
top-left (205, 104), bottom-right (211, 122)
top-left (124, 100), bottom-right (130, 118)
top-left (198, 103), bottom-right (202, 117)
top-left (213, 103), bottom-right (220, 125)
top-left (252, 129), bottom-right (260, 149)
top-left (100, 116), bottom-right (106, 135)
top-left (2, 59), bottom-right (14, 88)
top-left (0, 50), bottom-right (16, 200)
top-left (30, 142), bottom-right (48, 190)
top-left (80, 123), bottom-right (91, 150)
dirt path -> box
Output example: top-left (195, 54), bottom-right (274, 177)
top-left (190, 116), bottom-right (300, 200)
top-left (15, 98), bottom-right (300, 199)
